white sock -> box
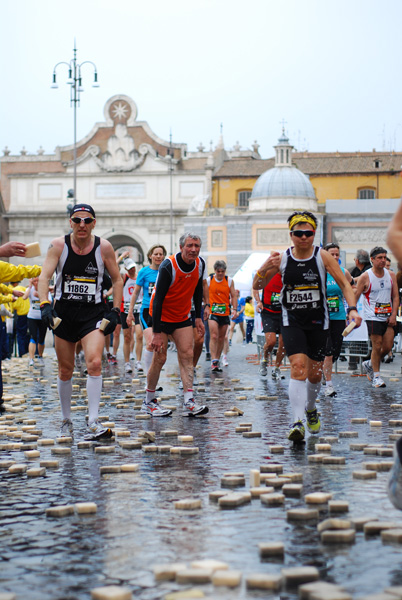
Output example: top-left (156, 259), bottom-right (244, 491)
top-left (184, 390), bottom-right (193, 403)
top-left (146, 389), bottom-right (155, 403)
top-left (326, 379), bottom-right (332, 385)
top-left (288, 379), bottom-right (307, 423)
top-left (144, 349), bottom-right (154, 373)
top-left (57, 377), bottom-right (72, 420)
top-left (87, 375), bottom-right (102, 424)
top-left (306, 380), bottom-right (321, 411)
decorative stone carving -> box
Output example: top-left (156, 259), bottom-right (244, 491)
top-left (89, 124), bottom-right (149, 172)
top-left (3, 146), bottom-right (10, 156)
top-left (333, 228), bottom-right (388, 244)
top-left (257, 229), bottom-right (289, 245)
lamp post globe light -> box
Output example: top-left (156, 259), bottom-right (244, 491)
top-left (51, 40), bottom-right (99, 203)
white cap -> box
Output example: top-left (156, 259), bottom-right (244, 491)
top-left (124, 258), bottom-right (136, 271)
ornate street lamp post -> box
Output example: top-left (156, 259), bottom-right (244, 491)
top-left (51, 41), bottom-right (99, 202)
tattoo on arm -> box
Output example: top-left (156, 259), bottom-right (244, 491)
top-left (48, 244), bottom-right (53, 250)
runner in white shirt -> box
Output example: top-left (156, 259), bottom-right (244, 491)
top-left (355, 246), bottom-right (399, 388)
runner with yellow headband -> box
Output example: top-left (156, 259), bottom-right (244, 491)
top-left (253, 210), bottom-right (362, 443)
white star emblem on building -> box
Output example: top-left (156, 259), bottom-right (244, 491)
top-left (112, 102), bottom-right (129, 121)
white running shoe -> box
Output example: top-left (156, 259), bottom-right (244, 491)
top-left (130, 353), bottom-right (134, 361)
top-left (259, 361), bottom-right (268, 376)
top-left (124, 362), bottom-right (133, 374)
top-left (324, 383), bottom-right (337, 397)
top-left (136, 361), bottom-right (144, 372)
top-left (372, 375), bottom-right (386, 388)
top-left (193, 369), bottom-right (199, 386)
top-left (362, 360), bottom-right (374, 382)
top-left (182, 398), bottom-right (209, 416)
top-left (179, 380), bottom-right (183, 390)
top-left (29, 358), bottom-right (34, 367)
top-left (59, 418), bottom-right (74, 438)
top-left (222, 355), bottom-right (229, 367)
top-left (84, 420), bottom-right (113, 441)
top-left (142, 399), bottom-right (172, 416)
top-left (75, 354), bottom-right (82, 368)
top-left (271, 367), bottom-right (281, 380)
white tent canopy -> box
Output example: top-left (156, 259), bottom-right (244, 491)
top-left (232, 252), bottom-right (272, 294)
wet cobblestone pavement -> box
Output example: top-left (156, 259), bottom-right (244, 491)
top-left (1, 342), bottom-right (402, 599)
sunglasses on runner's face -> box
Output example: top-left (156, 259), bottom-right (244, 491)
top-left (71, 217), bottom-right (94, 225)
top-left (291, 230), bottom-right (315, 238)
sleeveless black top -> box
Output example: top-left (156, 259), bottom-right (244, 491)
top-left (54, 235), bottom-right (104, 304)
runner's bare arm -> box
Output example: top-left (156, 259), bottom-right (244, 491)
top-left (387, 200), bottom-right (402, 261)
top-left (353, 271), bottom-right (369, 304)
top-left (38, 238), bottom-right (64, 303)
top-left (389, 270), bottom-right (399, 325)
top-left (253, 253), bottom-right (282, 290)
top-left (203, 279), bottom-right (210, 320)
top-left (101, 240), bottom-right (123, 309)
top-left (126, 284), bottom-right (142, 326)
top-left (321, 249), bottom-right (362, 327)
top-left (229, 278), bottom-right (238, 314)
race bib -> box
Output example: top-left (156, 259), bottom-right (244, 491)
top-left (270, 292), bottom-right (281, 309)
top-left (375, 302), bottom-right (392, 315)
top-left (286, 286), bottom-right (320, 309)
top-left (148, 281), bottom-right (155, 296)
top-left (211, 302), bottom-right (226, 315)
top-left (31, 299), bottom-right (41, 310)
top-left (63, 278), bottom-right (96, 302)
top-left (123, 302), bottom-right (131, 313)
top-left (327, 295), bottom-right (340, 312)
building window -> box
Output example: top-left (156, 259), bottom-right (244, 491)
top-left (374, 160), bottom-right (381, 168)
top-left (358, 189), bottom-right (376, 199)
top-left (238, 190), bottom-right (252, 209)
top-left (211, 230), bottom-right (223, 247)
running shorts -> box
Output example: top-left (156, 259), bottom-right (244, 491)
top-left (159, 319), bottom-right (192, 335)
top-left (325, 319), bottom-right (345, 361)
top-left (53, 301), bottom-right (106, 344)
top-left (281, 325), bottom-right (328, 362)
top-left (261, 311), bottom-right (281, 334)
top-left (365, 320), bottom-right (389, 337)
top-left (209, 314), bottom-right (230, 326)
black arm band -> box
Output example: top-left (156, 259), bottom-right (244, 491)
top-left (347, 306), bottom-right (357, 314)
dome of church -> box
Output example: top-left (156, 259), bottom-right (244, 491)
top-left (251, 166), bottom-right (315, 200)
top-left (248, 129), bottom-right (317, 212)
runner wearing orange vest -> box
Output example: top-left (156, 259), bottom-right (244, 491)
top-left (207, 260), bottom-right (237, 371)
top-left (145, 233), bottom-right (210, 417)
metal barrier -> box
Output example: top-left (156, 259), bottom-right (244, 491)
top-left (335, 340), bottom-right (371, 373)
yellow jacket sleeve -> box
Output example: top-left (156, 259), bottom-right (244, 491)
top-left (0, 283), bottom-right (13, 294)
top-left (0, 262), bottom-right (41, 283)
top-left (0, 294), bottom-right (14, 304)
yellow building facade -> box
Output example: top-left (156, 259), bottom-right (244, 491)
top-left (211, 151), bottom-right (402, 209)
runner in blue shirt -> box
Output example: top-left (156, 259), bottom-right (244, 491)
top-left (323, 242), bottom-right (353, 397)
top-left (127, 244), bottom-right (167, 374)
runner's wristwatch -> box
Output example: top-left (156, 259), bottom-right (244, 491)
top-left (346, 306), bottom-right (357, 314)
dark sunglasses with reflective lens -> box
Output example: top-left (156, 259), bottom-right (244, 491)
top-left (291, 229), bottom-right (315, 238)
top-left (71, 217), bottom-right (94, 225)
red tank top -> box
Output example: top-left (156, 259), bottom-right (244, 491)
top-left (262, 272), bottom-right (282, 313)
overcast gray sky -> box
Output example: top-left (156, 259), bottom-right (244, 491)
top-left (2, 0), bottom-right (401, 158)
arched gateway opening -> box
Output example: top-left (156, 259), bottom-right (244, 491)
top-left (106, 234), bottom-right (145, 265)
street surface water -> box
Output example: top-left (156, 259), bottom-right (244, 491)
top-left (1, 340), bottom-right (402, 599)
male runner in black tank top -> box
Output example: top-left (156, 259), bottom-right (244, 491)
top-left (253, 211), bottom-right (361, 443)
top-left (38, 204), bottom-right (123, 440)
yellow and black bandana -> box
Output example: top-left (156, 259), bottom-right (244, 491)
top-left (288, 213), bottom-right (317, 231)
